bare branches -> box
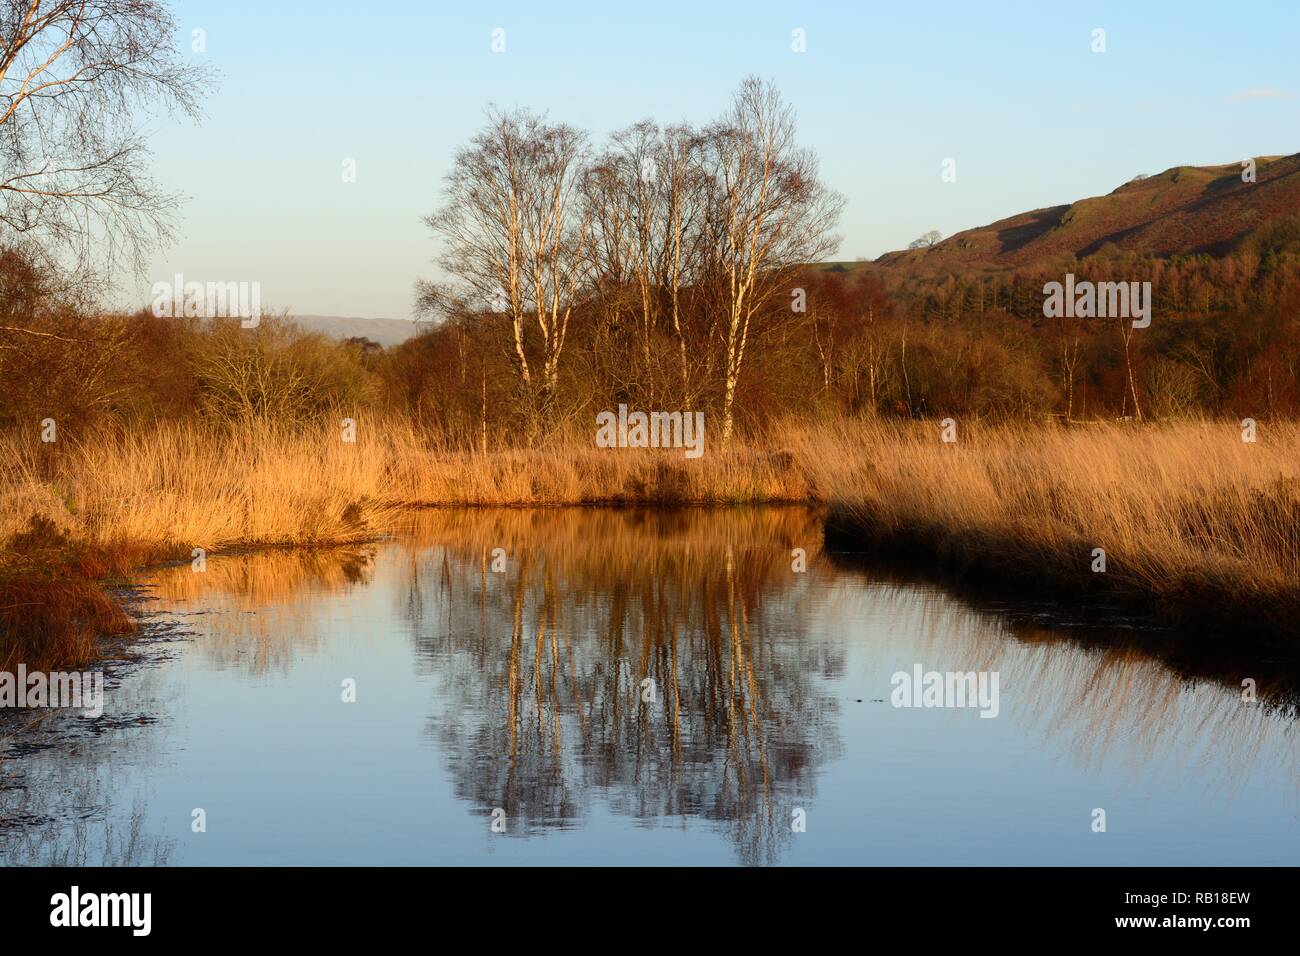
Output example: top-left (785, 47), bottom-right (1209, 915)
top-left (420, 77), bottom-right (842, 434)
top-left (425, 108), bottom-right (591, 398)
top-left (700, 76), bottom-right (844, 441)
top-left (0, 321), bottom-right (76, 340)
top-left (582, 120), bottom-right (714, 404)
top-left (0, 0), bottom-right (212, 283)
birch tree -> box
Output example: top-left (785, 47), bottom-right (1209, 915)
top-left (425, 109), bottom-right (590, 403)
top-left (655, 122), bottom-right (707, 405)
top-left (701, 77), bottom-right (843, 443)
top-left (0, 0), bottom-right (208, 282)
top-left (586, 120), bottom-right (707, 405)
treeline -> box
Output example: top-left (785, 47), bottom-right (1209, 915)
top-left (405, 73), bottom-right (1300, 429)
top-left (5, 69), bottom-right (1300, 440)
top-left (877, 229), bottom-right (1300, 420)
top-left (0, 283), bottom-right (375, 435)
top-left (5, 238), bottom-right (1300, 445)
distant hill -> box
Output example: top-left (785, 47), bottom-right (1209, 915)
top-left (872, 154), bottom-right (1300, 273)
top-left (285, 315), bottom-right (422, 347)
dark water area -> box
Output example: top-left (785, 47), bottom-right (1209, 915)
top-left (1, 506), bottom-right (1295, 865)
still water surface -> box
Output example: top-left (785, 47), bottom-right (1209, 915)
top-left (1, 507), bottom-right (1295, 865)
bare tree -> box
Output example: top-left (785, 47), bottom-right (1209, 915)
top-left (1117, 311), bottom-right (1143, 421)
top-left (424, 79), bottom-right (840, 436)
top-left (1047, 295), bottom-right (1085, 420)
top-left (616, 121), bottom-right (660, 400)
top-left (579, 149), bottom-right (632, 333)
top-left (657, 123), bottom-right (708, 404)
top-left (584, 120), bottom-right (708, 405)
top-left (699, 76), bottom-right (843, 443)
top-left (908, 230), bottom-right (942, 249)
top-left (425, 108), bottom-right (591, 402)
top-left (0, 0), bottom-right (210, 284)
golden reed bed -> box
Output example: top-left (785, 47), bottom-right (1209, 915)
top-left (1, 416), bottom-right (1297, 665)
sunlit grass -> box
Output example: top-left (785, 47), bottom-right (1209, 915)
top-left (1, 415), bottom-right (1297, 665)
top-left (782, 417), bottom-right (1300, 636)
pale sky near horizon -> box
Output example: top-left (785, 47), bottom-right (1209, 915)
top-left (126, 0), bottom-right (1299, 319)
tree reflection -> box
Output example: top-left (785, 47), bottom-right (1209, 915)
top-left (398, 507), bottom-right (843, 865)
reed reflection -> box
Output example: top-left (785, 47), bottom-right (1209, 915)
top-left (138, 546), bottom-right (377, 674)
top-left (831, 580), bottom-right (1298, 799)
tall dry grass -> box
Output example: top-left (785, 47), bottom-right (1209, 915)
top-left (0, 418), bottom-right (809, 554)
top-left (783, 418), bottom-right (1300, 637)
top-left (1, 415), bottom-right (1297, 664)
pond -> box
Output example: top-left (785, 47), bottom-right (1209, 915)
top-left (1, 506), bottom-right (1295, 866)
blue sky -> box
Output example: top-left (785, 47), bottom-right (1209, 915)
top-left (131, 0), bottom-right (1300, 318)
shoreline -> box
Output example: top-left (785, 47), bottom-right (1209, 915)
top-left (3, 418), bottom-right (1298, 669)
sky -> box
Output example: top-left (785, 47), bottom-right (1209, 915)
top-left (128, 0), bottom-right (1300, 319)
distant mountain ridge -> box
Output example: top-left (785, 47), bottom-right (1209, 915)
top-left (285, 315), bottom-right (422, 347)
top-left (874, 153), bottom-right (1300, 272)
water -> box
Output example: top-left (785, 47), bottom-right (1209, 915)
top-left (1, 506), bottom-right (1296, 866)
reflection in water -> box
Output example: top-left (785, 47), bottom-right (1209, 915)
top-left (839, 585), bottom-right (1296, 793)
top-left (3, 786), bottom-right (172, 867)
top-left (144, 546), bottom-right (377, 674)
top-left (1, 506), bottom-right (1295, 865)
top-left (1, 662), bottom-right (176, 865)
top-left (397, 508), bottom-right (842, 865)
